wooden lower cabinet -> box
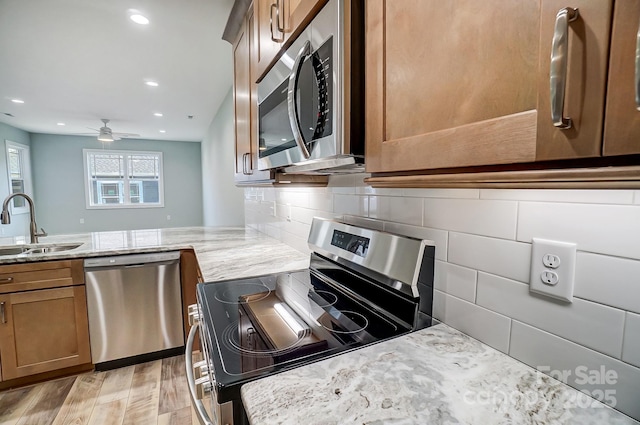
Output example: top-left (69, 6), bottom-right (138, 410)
top-left (0, 285), bottom-right (91, 381)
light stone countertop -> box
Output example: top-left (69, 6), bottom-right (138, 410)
top-left (241, 324), bottom-right (639, 425)
top-left (0, 226), bottom-right (309, 281)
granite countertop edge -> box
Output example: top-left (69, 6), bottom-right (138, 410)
top-left (240, 323), bottom-right (639, 425)
top-left (0, 226), bottom-right (310, 282)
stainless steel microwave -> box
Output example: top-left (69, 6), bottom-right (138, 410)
top-left (257, 0), bottom-right (364, 174)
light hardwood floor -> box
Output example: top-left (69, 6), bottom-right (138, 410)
top-left (0, 355), bottom-right (203, 425)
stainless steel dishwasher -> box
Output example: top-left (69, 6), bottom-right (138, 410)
top-left (84, 251), bottom-right (184, 369)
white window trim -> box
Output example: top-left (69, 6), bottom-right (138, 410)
top-left (83, 148), bottom-right (165, 209)
top-left (5, 140), bottom-right (33, 215)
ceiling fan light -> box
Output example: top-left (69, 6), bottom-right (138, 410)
top-left (97, 129), bottom-right (114, 142)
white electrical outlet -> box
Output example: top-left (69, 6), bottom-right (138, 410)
top-left (529, 238), bottom-right (576, 302)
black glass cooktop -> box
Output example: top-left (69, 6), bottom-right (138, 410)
top-left (197, 254), bottom-right (419, 402)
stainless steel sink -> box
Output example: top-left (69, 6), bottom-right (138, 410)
top-left (0, 243), bottom-right (83, 256)
top-left (0, 247), bottom-right (29, 256)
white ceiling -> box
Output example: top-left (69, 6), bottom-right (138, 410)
top-left (0, 0), bottom-right (235, 142)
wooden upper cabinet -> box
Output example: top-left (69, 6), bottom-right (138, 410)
top-left (234, 10), bottom-right (253, 182)
top-left (603, 0), bottom-right (640, 156)
top-left (234, 7), bottom-right (273, 184)
top-left (365, 0), bottom-right (541, 173)
top-left (535, 0), bottom-right (613, 161)
top-left (255, 0), bottom-right (283, 81)
top-left (254, 0), bottom-right (327, 81)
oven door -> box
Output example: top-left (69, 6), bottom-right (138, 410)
top-left (186, 304), bottom-right (233, 425)
top-left (257, 32), bottom-right (335, 170)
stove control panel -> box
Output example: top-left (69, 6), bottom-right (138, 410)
top-left (331, 230), bottom-right (370, 258)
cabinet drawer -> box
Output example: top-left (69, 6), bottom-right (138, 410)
top-left (0, 260), bottom-right (84, 294)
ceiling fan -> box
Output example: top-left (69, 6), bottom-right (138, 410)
top-left (76, 119), bottom-right (140, 142)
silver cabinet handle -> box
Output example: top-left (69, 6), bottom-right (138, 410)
top-left (1, 301), bottom-right (6, 324)
top-left (636, 15), bottom-right (640, 110)
top-left (270, 0), bottom-right (284, 42)
top-left (243, 152), bottom-right (253, 175)
top-left (550, 7), bottom-right (579, 129)
top-left (288, 40), bottom-right (312, 159)
top-left (275, 0), bottom-right (285, 32)
top-left (185, 324), bottom-right (214, 425)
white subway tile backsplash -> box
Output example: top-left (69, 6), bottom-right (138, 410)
top-left (382, 222), bottom-right (448, 261)
top-left (402, 188), bottom-right (480, 199)
top-left (517, 202), bottom-right (640, 260)
top-left (433, 290), bottom-right (511, 353)
top-left (291, 207), bottom-right (336, 225)
top-left (327, 174), bottom-right (357, 194)
top-left (634, 191), bottom-right (640, 204)
top-left (341, 215), bottom-right (385, 231)
top-left (307, 190), bottom-right (334, 212)
top-left (276, 190), bottom-right (309, 208)
top-left (575, 252), bottom-right (640, 314)
top-left (281, 231), bottom-right (311, 255)
top-left (448, 232), bottom-right (531, 283)
top-left (264, 224), bottom-right (282, 240)
top-left (622, 313), bottom-right (640, 368)
top-left (423, 198), bottom-right (518, 239)
top-left (476, 273), bottom-right (626, 358)
top-left (333, 194), bottom-right (369, 216)
top-left (282, 220), bottom-right (311, 240)
top-left (509, 321), bottom-right (640, 420)
top-left (369, 196), bottom-right (423, 226)
top-left (355, 186), bottom-right (398, 196)
top-left (480, 189), bottom-right (635, 204)
top-left (434, 261), bottom-right (477, 302)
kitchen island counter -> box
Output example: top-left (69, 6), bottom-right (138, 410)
top-left (0, 226), bottom-right (309, 281)
top-left (241, 324), bottom-right (638, 425)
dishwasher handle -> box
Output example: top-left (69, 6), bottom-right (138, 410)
top-left (84, 251), bottom-right (181, 269)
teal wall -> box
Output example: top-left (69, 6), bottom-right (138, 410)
top-left (30, 133), bottom-right (203, 234)
top-left (201, 88), bottom-right (245, 226)
top-left (0, 122), bottom-right (33, 238)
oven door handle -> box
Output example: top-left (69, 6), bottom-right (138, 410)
top-left (287, 40), bottom-right (312, 159)
top-left (186, 324), bottom-right (215, 425)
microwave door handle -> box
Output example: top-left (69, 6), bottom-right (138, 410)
top-left (288, 40), bottom-right (312, 159)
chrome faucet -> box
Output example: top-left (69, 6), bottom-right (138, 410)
top-left (1, 193), bottom-right (47, 244)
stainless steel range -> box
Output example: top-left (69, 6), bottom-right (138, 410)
top-left (186, 218), bottom-right (435, 425)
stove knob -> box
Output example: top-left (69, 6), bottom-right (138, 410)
top-left (188, 304), bottom-right (201, 326)
top-left (195, 376), bottom-right (213, 399)
top-left (194, 364), bottom-right (209, 379)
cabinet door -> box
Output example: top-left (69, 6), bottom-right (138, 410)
top-left (365, 0), bottom-right (540, 173)
top-left (535, 0), bottom-right (613, 161)
top-left (235, 9), bottom-right (273, 184)
top-left (234, 12), bottom-right (253, 183)
top-left (283, 0), bottom-right (327, 43)
top-left (255, 0), bottom-right (283, 80)
top-left (603, 0), bottom-right (640, 156)
top-left (0, 286), bottom-right (91, 380)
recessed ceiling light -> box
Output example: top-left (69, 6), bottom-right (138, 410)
top-left (154, 112), bottom-right (163, 117)
top-left (145, 81), bottom-right (159, 87)
top-left (11, 99), bottom-right (24, 104)
top-left (159, 130), bottom-right (166, 133)
top-left (57, 122), bottom-right (65, 126)
top-left (130, 14), bottom-right (149, 25)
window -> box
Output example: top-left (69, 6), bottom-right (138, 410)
top-left (5, 141), bottom-right (33, 214)
top-left (83, 149), bottom-right (164, 209)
